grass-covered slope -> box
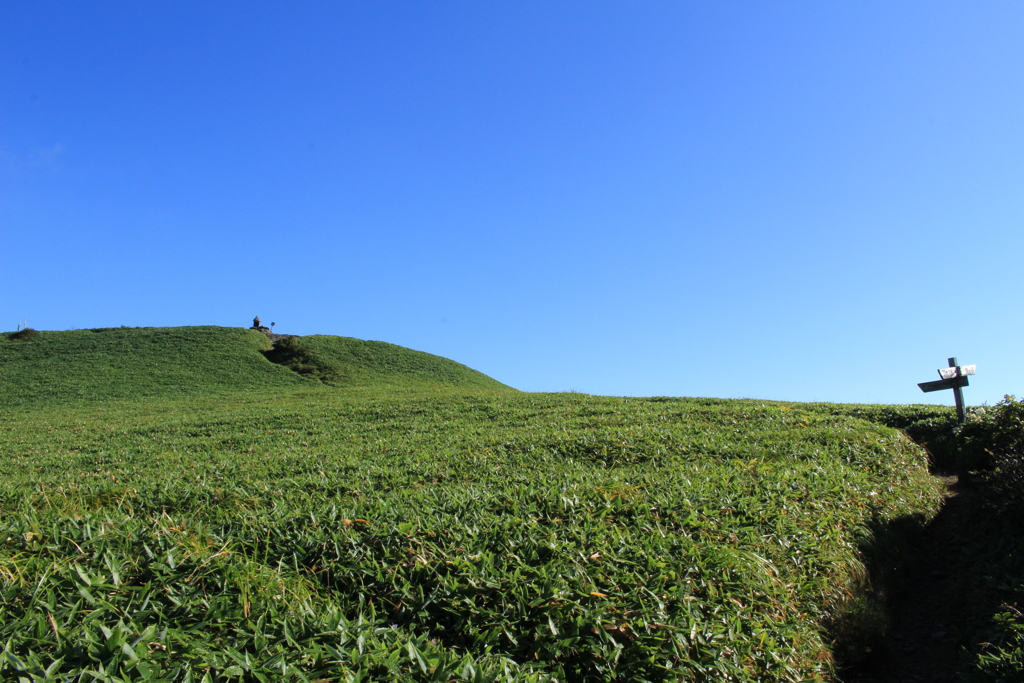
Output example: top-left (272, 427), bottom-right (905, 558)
top-left (0, 391), bottom-right (943, 682)
top-left (281, 334), bottom-right (512, 390)
top-left (0, 326), bottom-right (314, 406)
top-left (0, 325), bottom-right (955, 680)
top-left (0, 327), bottom-right (511, 407)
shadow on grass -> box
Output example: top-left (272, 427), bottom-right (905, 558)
top-left (835, 475), bottom-right (1024, 683)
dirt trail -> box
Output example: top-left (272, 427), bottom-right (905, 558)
top-left (840, 476), bottom-right (964, 683)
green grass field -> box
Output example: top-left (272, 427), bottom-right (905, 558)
top-left (0, 327), bottom-right (951, 681)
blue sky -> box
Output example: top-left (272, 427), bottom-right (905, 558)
top-left (3, 2), bottom-right (1021, 405)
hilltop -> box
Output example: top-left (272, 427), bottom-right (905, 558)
top-left (0, 326), bottom-right (510, 406)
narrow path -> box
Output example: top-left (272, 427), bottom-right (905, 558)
top-left (840, 476), bottom-right (964, 683)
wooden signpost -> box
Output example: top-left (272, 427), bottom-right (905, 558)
top-left (918, 357), bottom-right (976, 422)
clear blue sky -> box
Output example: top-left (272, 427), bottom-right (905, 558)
top-left (3, 2), bottom-right (1021, 405)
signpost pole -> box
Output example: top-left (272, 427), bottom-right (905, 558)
top-left (948, 357), bottom-right (966, 422)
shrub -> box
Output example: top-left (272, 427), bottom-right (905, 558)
top-left (956, 396), bottom-right (1024, 519)
top-left (970, 605), bottom-right (1024, 681)
top-left (9, 328), bottom-right (38, 340)
top-left (958, 396), bottom-right (1024, 471)
top-left (261, 336), bottom-right (335, 383)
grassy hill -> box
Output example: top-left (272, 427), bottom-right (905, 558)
top-left (0, 325), bottom-right (963, 681)
top-left (0, 326), bottom-right (510, 407)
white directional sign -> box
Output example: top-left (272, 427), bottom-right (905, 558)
top-left (938, 365), bottom-right (976, 380)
